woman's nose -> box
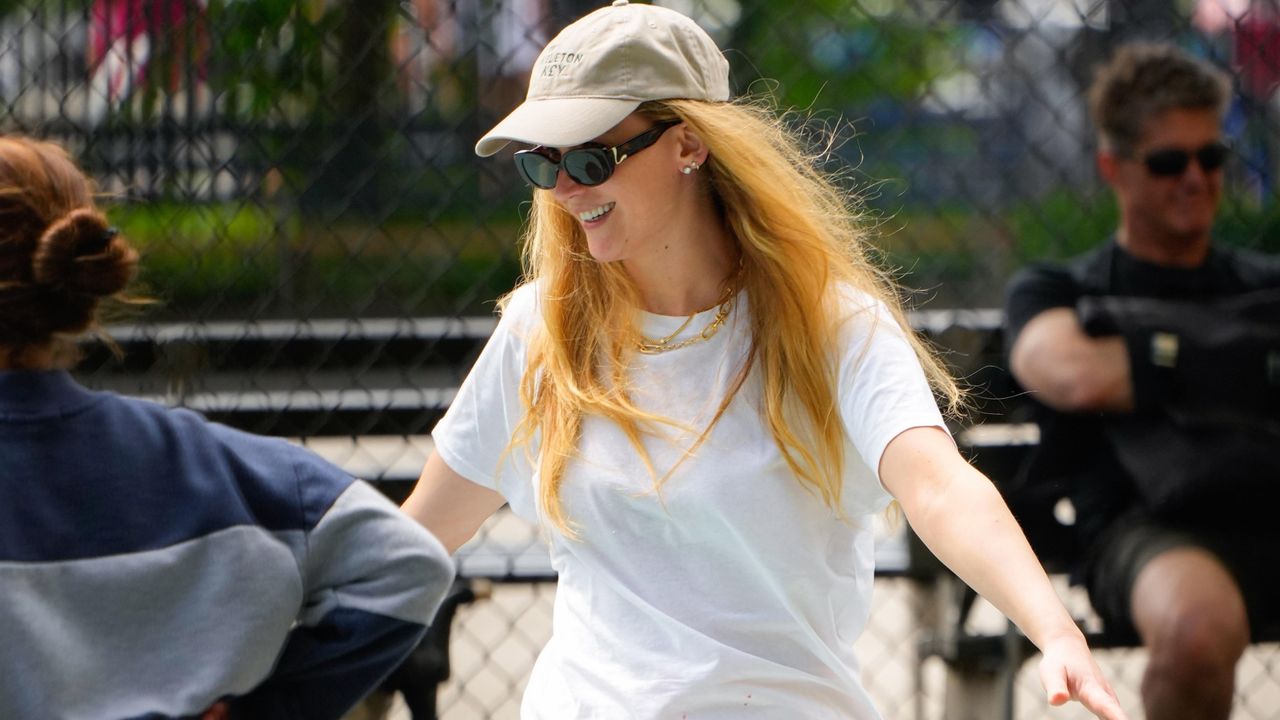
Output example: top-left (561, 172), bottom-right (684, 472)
top-left (552, 167), bottom-right (582, 201)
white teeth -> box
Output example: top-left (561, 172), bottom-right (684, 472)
top-left (579, 202), bottom-right (615, 222)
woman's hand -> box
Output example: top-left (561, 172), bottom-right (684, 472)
top-left (1037, 634), bottom-right (1129, 720)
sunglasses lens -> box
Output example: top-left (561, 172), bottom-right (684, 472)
top-left (563, 149), bottom-right (612, 186)
top-left (1198, 142), bottom-right (1229, 171)
top-left (1145, 149), bottom-right (1190, 176)
top-left (1143, 141), bottom-right (1230, 177)
top-left (515, 152), bottom-right (559, 189)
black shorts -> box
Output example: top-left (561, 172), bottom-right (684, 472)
top-left (1085, 514), bottom-right (1280, 636)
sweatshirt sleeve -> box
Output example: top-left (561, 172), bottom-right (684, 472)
top-left (230, 468), bottom-right (455, 720)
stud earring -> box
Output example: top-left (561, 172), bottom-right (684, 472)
top-left (682, 160), bottom-right (700, 175)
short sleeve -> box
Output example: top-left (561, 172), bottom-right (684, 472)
top-left (1003, 263), bottom-right (1081, 355)
top-left (836, 296), bottom-right (948, 514)
top-left (432, 284), bottom-right (540, 522)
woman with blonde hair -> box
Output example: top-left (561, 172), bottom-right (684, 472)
top-left (404, 2), bottom-right (1128, 717)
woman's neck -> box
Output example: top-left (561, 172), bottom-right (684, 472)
top-left (626, 221), bottom-right (738, 316)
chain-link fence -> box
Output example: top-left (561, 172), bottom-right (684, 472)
top-left (4, 1), bottom-right (1279, 718)
top-left (6, 1), bottom-right (1278, 321)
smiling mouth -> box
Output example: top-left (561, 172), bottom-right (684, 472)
top-left (579, 202), bottom-right (615, 222)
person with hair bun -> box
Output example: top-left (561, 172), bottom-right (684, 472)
top-left (0, 136), bottom-right (456, 719)
top-left (0, 144), bottom-right (139, 369)
top-left (403, 3), bottom-right (1127, 718)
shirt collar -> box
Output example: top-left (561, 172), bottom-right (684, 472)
top-left (0, 370), bottom-right (102, 422)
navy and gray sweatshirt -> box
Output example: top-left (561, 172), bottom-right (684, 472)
top-left (0, 370), bottom-right (455, 719)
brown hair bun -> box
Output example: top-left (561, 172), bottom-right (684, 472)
top-left (32, 208), bottom-right (138, 297)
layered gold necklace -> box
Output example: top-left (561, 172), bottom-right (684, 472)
top-left (636, 289), bottom-right (735, 355)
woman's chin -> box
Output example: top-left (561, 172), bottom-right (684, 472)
top-left (585, 237), bottom-right (625, 264)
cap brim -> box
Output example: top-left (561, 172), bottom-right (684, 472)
top-left (475, 97), bottom-right (643, 157)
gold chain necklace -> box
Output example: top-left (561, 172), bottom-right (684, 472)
top-left (636, 296), bottom-right (733, 355)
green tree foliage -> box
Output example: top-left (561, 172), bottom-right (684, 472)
top-left (729, 0), bottom-right (962, 109)
top-left (209, 0), bottom-right (342, 121)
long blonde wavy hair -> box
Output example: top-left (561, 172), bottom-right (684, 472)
top-left (504, 97), bottom-right (962, 536)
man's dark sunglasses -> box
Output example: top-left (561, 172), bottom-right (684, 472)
top-left (514, 121), bottom-right (680, 189)
top-left (1142, 141), bottom-right (1230, 177)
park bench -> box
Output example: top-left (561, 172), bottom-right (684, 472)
top-left (70, 311), bottom-right (1000, 717)
top-left (75, 312), bottom-right (968, 717)
top-left (75, 310), bottom-right (1276, 718)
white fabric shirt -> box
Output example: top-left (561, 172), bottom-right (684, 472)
top-left (433, 282), bottom-right (947, 719)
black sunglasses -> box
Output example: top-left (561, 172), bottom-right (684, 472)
top-left (513, 121), bottom-right (680, 189)
top-left (1141, 141), bottom-right (1230, 177)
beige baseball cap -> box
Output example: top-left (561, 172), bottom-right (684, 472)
top-left (474, 0), bottom-right (730, 157)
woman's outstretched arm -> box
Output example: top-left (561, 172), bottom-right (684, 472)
top-left (880, 426), bottom-right (1128, 720)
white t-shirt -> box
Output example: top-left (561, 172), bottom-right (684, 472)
top-left (433, 282), bottom-right (947, 719)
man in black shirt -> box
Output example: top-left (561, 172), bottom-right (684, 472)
top-left (1005, 43), bottom-right (1280, 720)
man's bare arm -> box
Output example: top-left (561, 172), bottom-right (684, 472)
top-left (1010, 307), bottom-right (1134, 412)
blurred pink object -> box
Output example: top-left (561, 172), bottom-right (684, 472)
top-left (1193, 1), bottom-right (1280, 99)
top-left (1193, 0), bottom-right (1251, 33)
top-left (87, 0), bottom-right (207, 118)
